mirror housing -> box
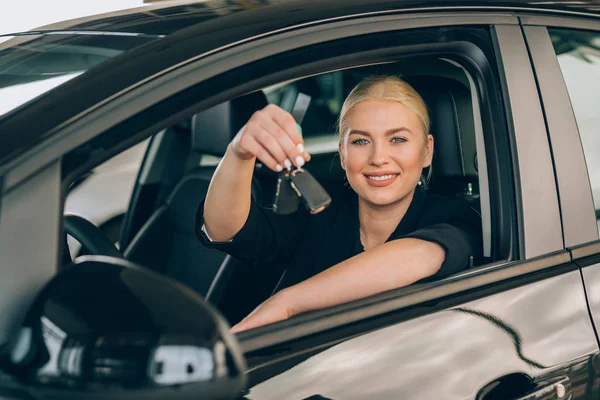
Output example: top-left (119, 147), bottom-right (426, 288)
top-left (1, 256), bottom-right (246, 400)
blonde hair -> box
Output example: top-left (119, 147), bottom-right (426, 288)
top-left (338, 75), bottom-right (430, 142)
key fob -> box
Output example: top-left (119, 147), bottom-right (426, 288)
top-left (289, 168), bottom-right (332, 214)
top-left (272, 171), bottom-right (299, 215)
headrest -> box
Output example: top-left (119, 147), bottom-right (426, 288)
top-left (406, 76), bottom-right (477, 178)
top-left (191, 90), bottom-right (268, 156)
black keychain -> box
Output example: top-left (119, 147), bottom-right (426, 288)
top-left (289, 168), bottom-right (332, 214)
top-left (272, 92), bottom-right (332, 215)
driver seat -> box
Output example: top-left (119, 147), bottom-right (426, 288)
top-left (123, 91), bottom-right (268, 296)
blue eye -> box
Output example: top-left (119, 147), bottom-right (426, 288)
top-left (391, 136), bottom-right (407, 143)
top-left (351, 138), bottom-right (369, 145)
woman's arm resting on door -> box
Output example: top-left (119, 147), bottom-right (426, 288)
top-left (231, 238), bottom-right (444, 332)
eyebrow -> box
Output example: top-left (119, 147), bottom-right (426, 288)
top-left (348, 127), bottom-right (413, 137)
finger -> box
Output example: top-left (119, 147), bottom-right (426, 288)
top-left (257, 112), bottom-right (303, 167)
top-left (264, 104), bottom-right (304, 149)
top-left (243, 136), bottom-right (283, 172)
top-left (230, 317), bottom-right (256, 333)
top-left (254, 127), bottom-right (293, 170)
top-left (230, 323), bottom-right (245, 333)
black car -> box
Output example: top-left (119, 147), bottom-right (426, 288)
top-left (1, 1), bottom-right (600, 399)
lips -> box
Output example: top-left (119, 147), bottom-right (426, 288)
top-left (364, 173), bottom-right (399, 187)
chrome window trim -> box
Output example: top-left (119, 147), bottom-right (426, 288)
top-left (519, 14), bottom-right (600, 29)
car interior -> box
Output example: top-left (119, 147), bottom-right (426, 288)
top-left (62, 56), bottom-right (491, 326)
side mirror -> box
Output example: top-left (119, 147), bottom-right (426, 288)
top-left (1, 256), bottom-right (246, 400)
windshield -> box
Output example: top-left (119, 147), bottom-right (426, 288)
top-left (0, 32), bottom-right (160, 118)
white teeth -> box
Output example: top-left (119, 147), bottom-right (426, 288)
top-left (367, 174), bottom-right (396, 181)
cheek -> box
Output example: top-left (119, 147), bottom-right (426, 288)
top-left (344, 147), bottom-right (370, 172)
top-left (390, 146), bottom-right (425, 167)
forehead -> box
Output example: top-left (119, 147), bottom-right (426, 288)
top-left (346, 100), bottom-right (422, 131)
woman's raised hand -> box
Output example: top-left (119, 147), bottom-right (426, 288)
top-left (229, 104), bottom-right (310, 172)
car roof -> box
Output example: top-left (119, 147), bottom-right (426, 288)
top-left (1, 0), bottom-right (599, 165)
top-left (4, 0), bottom-right (600, 37)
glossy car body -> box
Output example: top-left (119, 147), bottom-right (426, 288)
top-left (1, 1), bottom-right (600, 399)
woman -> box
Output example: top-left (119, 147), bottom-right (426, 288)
top-left (197, 75), bottom-right (482, 332)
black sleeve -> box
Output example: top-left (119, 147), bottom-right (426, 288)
top-left (400, 197), bottom-right (483, 280)
top-left (195, 196), bottom-right (309, 264)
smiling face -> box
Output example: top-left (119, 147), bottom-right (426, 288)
top-left (340, 100), bottom-right (433, 208)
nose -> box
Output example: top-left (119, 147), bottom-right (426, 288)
top-left (369, 141), bottom-right (389, 166)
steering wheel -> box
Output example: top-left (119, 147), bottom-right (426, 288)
top-left (64, 214), bottom-right (123, 259)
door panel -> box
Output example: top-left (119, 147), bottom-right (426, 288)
top-left (246, 269), bottom-right (599, 399)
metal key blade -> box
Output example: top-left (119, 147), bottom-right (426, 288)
top-left (272, 172), bottom-right (299, 215)
top-left (291, 93), bottom-right (311, 125)
top-left (289, 168), bottom-right (332, 214)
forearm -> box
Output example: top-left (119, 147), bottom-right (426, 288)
top-left (281, 239), bottom-right (445, 316)
top-left (203, 145), bottom-right (255, 242)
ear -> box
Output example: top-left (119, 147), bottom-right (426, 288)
top-left (338, 140), bottom-right (346, 170)
top-left (423, 134), bottom-right (434, 168)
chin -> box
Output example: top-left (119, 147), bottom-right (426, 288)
top-left (362, 191), bottom-right (403, 207)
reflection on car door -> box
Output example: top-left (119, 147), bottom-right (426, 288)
top-left (248, 268), bottom-right (596, 399)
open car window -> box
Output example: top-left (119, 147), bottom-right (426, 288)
top-left (62, 56), bottom-right (495, 330)
top-left (550, 28), bottom-right (600, 233)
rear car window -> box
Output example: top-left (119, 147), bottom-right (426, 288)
top-left (550, 28), bottom-right (600, 233)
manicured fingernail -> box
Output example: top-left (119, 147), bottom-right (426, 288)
top-left (284, 159), bottom-right (292, 170)
top-left (295, 156), bottom-right (305, 167)
top-left (275, 164), bottom-right (283, 172)
top-left (297, 143), bottom-right (304, 153)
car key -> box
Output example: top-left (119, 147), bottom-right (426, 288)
top-left (272, 91), bottom-right (331, 215)
top-left (289, 168), bottom-right (332, 214)
top-left (272, 170), bottom-right (299, 215)
top-left (272, 91), bottom-right (311, 215)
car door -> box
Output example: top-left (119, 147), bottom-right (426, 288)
top-left (523, 14), bottom-right (600, 360)
top-left (230, 19), bottom-right (600, 400)
top-left (0, 5), bottom-right (598, 400)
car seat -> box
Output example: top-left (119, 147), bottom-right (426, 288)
top-left (123, 91), bottom-right (268, 297)
top-left (406, 76), bottom-right (480, 212)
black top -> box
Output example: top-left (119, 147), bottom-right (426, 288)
top-left (196, 184), bottom-right (482, 291)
